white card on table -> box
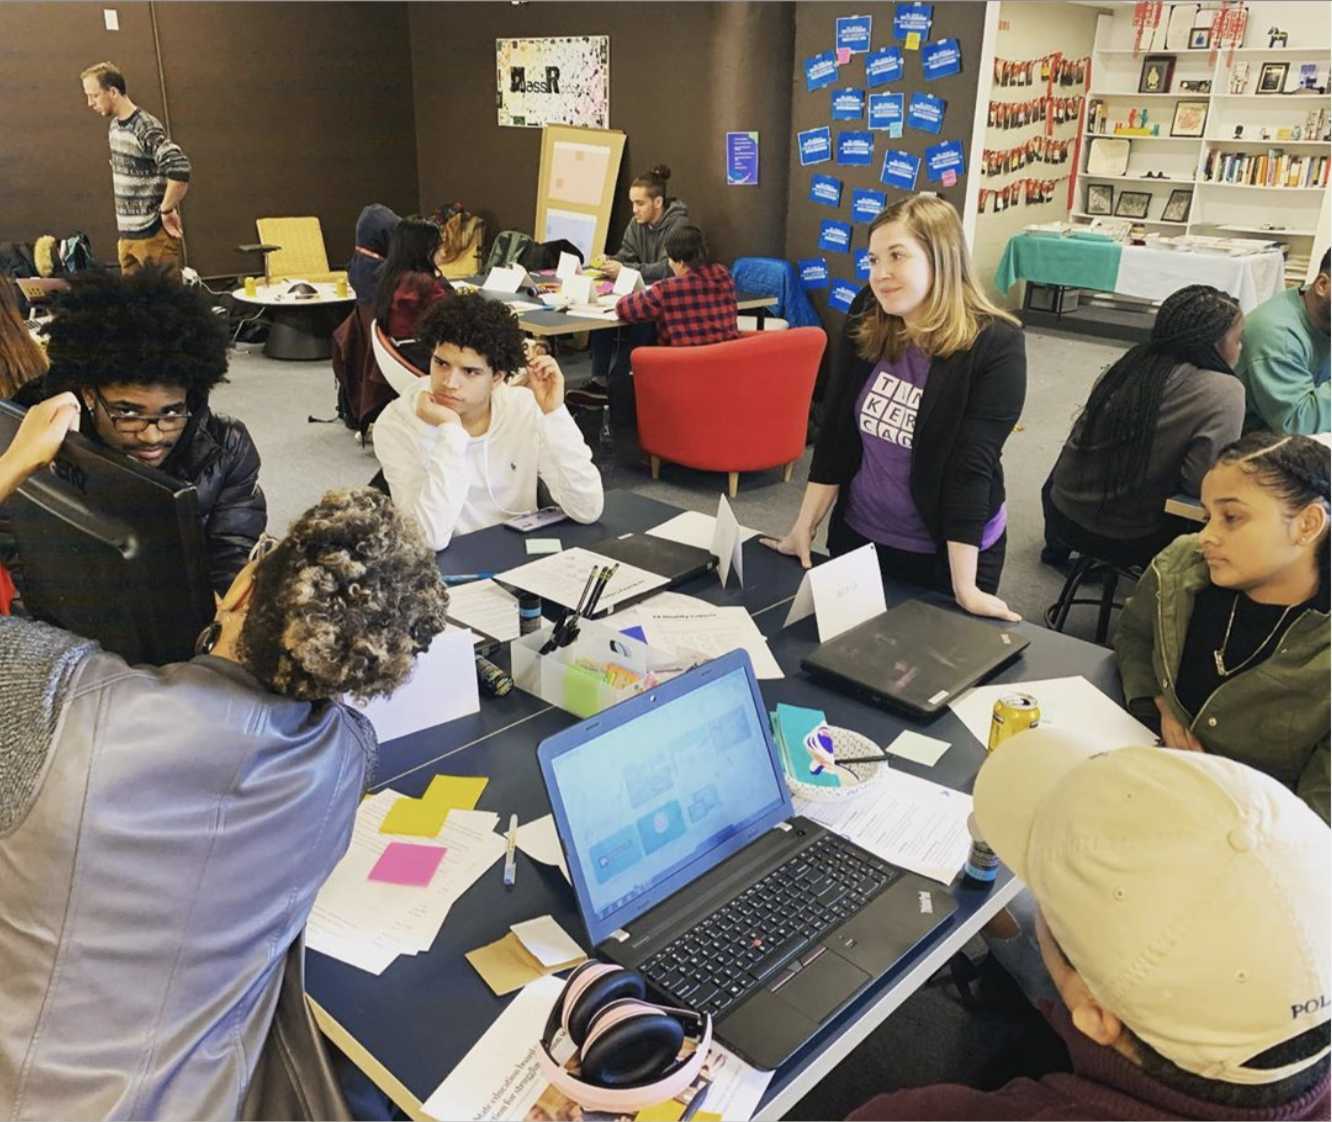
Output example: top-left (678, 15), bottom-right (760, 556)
top-left (555, 251), bottom-right (581, 282)
top-left (783, 543), bottom-right (886, 642)
top-left (345, 626), bottom-right (479, 743)
top-left (612, 266), bottom-right (645, 296)
top-left (560, 273), bottom-right (594, 303)
top-left (483, 265), bottom-right (533, 293)
top-left (712, 494), bottom-right (745, 588)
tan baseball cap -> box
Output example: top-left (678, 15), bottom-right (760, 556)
top-left (973, 728), bottom-right (1331, 1086)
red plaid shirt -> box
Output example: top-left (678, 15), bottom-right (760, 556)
top-left (615, 263), bottom-right (741, 347)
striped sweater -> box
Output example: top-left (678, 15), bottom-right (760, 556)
top-left (107, 109), bottom-right (191, 239)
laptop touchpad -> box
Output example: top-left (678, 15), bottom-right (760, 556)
top-left (774, 950), bottom-right (871, 1022)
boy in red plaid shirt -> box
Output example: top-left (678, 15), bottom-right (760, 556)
top-left (614, 227), bottom-right (740, 348)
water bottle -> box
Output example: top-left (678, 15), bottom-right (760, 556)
top-left (598, 404), bottom-right (614, 458)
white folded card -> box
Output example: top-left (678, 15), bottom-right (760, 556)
top-left (560, 273), bottom-right (594, 303)
top-left (713, 493), bottom-right (745, 588)
top-left (345, 626), bottom-right (479, 743)
top-left (555, 251), bottom-right (581, 281)
top-left (784, 543), bottom-right (886, 642)
top-left (612, 265), bottom-right (645, 295)
top-left (483, 265), bottom-right (535, 293)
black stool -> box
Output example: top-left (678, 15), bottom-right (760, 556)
top-left (1043, 555), bottom-right (1142, 646)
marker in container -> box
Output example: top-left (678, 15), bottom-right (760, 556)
top-left (475, 654), bottom-right (513, 696)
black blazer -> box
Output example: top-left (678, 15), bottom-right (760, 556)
top-left (809, 286), bottom-right (1027, 549)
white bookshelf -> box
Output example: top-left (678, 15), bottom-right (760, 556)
top-left (1076, 8), bottom-right (1331, 282)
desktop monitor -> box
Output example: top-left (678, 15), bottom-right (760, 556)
top-left (0, 400), bottom-right (214, 666)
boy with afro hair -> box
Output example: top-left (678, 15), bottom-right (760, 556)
top-left (374, 293), bottom-right (603, 550)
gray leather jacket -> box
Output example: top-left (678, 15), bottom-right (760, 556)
top-left (0, 616), bottom-right (371, 1120)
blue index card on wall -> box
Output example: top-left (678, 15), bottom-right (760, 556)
top-left (851, 188), bottom-right (886, 223)
top-left (805, 50), bottom-right (839, 92)
top-left (836, 15), bottom-right (873, 54)
top-left (894, 3), bottom-right (933, 41)
top-left (818, 220), bottom-right (853, 253)
top-left (837, 130), bottom-right (874, 166)
top-left (828, 278), bottom-right (860, 313)
top-left (925, 138), bottom-right (966, 181)
top-left (810, 174), bottom-right (843, 207)
top-left (880, 149), bottom-right (921, 190)
top-left (868, 92), bottom-right (904, 131)
top-left (921, 38), bottom-right (963, 80)
top-left (798, 258), bottom-right (830, 289)
top-left (831, 88), bottom-right (866, 121)
top-left (907, 91), bottom-right (945, 134)
top-left (865, 46), bottom-right (904, 87)
top-left (797, 126), bottom-right (832, 166)
top-left (854, 248), bottom-right (871, 281)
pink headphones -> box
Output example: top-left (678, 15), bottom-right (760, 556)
top-left (536, 962), bottom-right (714, 1113)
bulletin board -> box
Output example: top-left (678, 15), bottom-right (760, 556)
top-left (534, 125), bottom-right (626, 264)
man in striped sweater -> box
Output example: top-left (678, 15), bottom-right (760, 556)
top-left (80, 62), bottom-right (191, 276)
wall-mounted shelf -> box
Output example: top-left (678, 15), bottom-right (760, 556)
top-left (1196, 181), bottom-right (1326, 191)
top-left (1085, 132), bottom-right (1202, 141)
top-left (1070, 211), bottom-right (1189, 226)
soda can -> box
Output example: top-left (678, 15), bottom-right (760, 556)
top-left (987, 692), bottom-right (1040, 753)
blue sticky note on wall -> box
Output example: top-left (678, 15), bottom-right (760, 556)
top-left (894, 2), bottom-right (933, 40)
top-left (836, 15), bottom-right (873, 54)
top-left (854, 248), bottom-right (871, 282)
top-left (809, 174), bottom-right (843, 207)
top-left (907, 92), bottom-right (946, 134)
top-left (798, 258), bottom-right (830, 289)
top-left (868, 92), bottom-right (904, 130)
top-left (830, 88), bottom-right (866, 121)
top-left (805, 50), bottom-right (839, 92)
top-left (828, 279), bottom-right (861, 314)
top-left (797, 126), bottom-right (832, 166)
top-left (925, 138), bottom-right (966, 181)
top-left (818, 220), bottom-right (853, 253)
top-left (851, 188), bottom-right (886, 223)
top-left (921, 38), bottom-right (963, 80)
top-left (865, 46), bottom-right (904, 87)
top-left (836, 131), bottom-right (874, 166)
top-left (880, 149), bottom-right (921, 190)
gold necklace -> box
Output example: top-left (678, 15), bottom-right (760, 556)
top-left (1213, 593), bottom-right (1298, 677)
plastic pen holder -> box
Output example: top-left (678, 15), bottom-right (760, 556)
top-left (511, 621), bottom-right (674, 719)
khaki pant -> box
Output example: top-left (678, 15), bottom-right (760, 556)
top-left (118, 228), bottom-right (184, 276)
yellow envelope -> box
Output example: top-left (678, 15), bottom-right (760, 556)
top-left (422, 774), bottom-right (489, 811)
top-left (465, 932), bottom-right (586, 997)
top-left (378, 795), bottom-right (449, 837)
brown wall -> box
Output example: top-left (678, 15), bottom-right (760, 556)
top-left (0, 2), bottom-right (420, 277)
top-left (409, 2), bottom-right (795, 269)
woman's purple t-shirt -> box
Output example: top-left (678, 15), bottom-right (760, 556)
top-left (844, 349), bottom-right (1006, 554)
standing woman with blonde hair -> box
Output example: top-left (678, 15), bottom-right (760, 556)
top-left (765, 196), bottom-right (1027, 620)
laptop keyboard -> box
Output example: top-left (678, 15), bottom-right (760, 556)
top-left (641, 834), bottom-right (900, 1018)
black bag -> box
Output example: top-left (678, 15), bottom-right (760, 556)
top-left (519, 239), bottom-right (584, 273)
top-left (56, 232), bottom-right (96, 274)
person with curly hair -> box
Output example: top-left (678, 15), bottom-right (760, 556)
top-left (12, 266), bottom-right (265, 592)
top-left (0, 394), bottom-right (451, 1119)
top-left (374, 292), bottom-right (604, 550)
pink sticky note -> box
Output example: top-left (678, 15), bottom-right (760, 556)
top-left (942, 170), bottom-right (958, 187)
top-left (369, 842), bottom-right (447, 886)
top-left (836, 47), bottom-right (852, 65)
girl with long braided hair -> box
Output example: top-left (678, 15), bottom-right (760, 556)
top-left (1044, 285), bottom-right (1246, 569)
top-left (1115, 431), bottom-right (1330, 822)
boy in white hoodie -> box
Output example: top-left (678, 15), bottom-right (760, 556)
top-left (374, 294), bottom-right (605, 550)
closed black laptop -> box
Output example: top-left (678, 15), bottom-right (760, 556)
top-left (538, 649), bottom-right (958, 1070)
top-left (589, 533), bottom-right (717, 590)
top-left (801, 599), bottom-right (1029, 717)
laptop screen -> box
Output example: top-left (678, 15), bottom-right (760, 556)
top-left (541, 654), bottom-right (791, 947)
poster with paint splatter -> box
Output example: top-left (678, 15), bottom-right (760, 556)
top-left (496, 37), bottom-right (610, 129)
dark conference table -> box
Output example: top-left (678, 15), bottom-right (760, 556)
top-left (306, 491), bottom-right (1122, 1120)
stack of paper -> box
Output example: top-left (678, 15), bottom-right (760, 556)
top-left (496, 547), bottom-right (670, 614)
top-left (641, 603), bottom-right (783, 680)
top-left (467, 915), bottom-right (588, 996)
top-left (443, 579), bottom-right (520, 643)
top-left (306, 790), bottom-right (506, 974)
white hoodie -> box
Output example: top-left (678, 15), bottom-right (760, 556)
top-left (374, 381), bottom-right (605, 550)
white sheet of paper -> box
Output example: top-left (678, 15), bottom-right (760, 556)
top-left (783, 543), bottom-right (886, 642)
top-left (526, 538), bottom-right (563, 555)
top-left (511, 915), bottom-right (585, 968)
top-left (483, 265), bottom-right (532, 293)
top-left (346, 627), bottom-right (479, 743)
top-left (515, 814), bottom-right (571, 882)
top-left (496, 547), bottom-right (670, 613)
top-left (612, 265), bottom-right (645, 295)
top-left (560, 273), bottom-right (593, 303)
top-left (103, 8), bottom-right (119, 30)
top-left (885, 730), bottom-right (952, 767)
top-left (444, 579), bottom-right (520, 644)
top-left (642, 605), bottom-right (783, 680)
top-left (555, 251), bottom-right (581, 281)
top-left (793, 769), bottom-right (972, 885)
top-left (697, 1043), bottom-right (776, 1122)
top-left (421, 975), bottom-right (568, 1122)
top-left (949, 676), bottom-right (1156, 754)
top-left (647, 510), bottom-right (759, 552)
top-left (565, 302), bottom-right (620, 320)
top-left (712, 494), bottom-right (745, 588)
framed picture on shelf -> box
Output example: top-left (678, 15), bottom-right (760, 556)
top-left (1189, 27), bottom-right (1212, 49)
top-left (1258, 62), bottom-right (1289, 94)
top-left (1171, 100), bottom-right (1209, 137)
top-left (1086, 183), bottom-right (1114, 215)
top-left (1179, 79), bottom-right (1212, 93)
top-left (1114, 190), bottom-right (1151, 219)
top-left (1162, 189), bottom-right (1193, 223)
top-left (1139, 55), bottom-right (1175, 94)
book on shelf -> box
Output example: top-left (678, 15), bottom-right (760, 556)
top-left (1202, 147), bottom-right (1329, 188)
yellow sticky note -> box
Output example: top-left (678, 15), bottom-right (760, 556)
top-left (379, 795), bottom-right (450, 837)
top-left (422, 774), bottom-right (489, 811)
top-left (694, 1114), bottom-right (722, 1122)
top-left (905, 31), bottom-right (921, 50)
top-left (635, 1102), bottom-right (687, 1122)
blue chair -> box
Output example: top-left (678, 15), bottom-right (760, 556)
top-left (731, 258), bottom-right (822, 329)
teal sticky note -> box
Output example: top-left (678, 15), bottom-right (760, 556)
top-left (888, 122), bottom-right (903, 139)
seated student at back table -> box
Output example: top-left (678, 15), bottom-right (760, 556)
top-left (764, 195), bottom-right (1027, 621)
top-left (576, 165), bottom-right (690, 402)
top-left (851, 728), bottom-right (1331, 1121)
top-left (347, 202), bottom-right (401, 305)
top-left (613, 225), bottom-right (740, 348)
top-left (1233, 249), bottom-right (1330, 435)
top-left (1114, 432), bottom-right (1330, 822)
top-left (1044, 285), bottom-right (1245, 569)
top-left (9, 268), bottom-right (265, 595)
top-left (373, 293), bottom-right (604, 550)
top-left (373, 215), bottom-right (455, 372)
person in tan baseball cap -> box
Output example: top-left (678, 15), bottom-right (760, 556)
top-left (850, 729), bottom-right (1330, 1121)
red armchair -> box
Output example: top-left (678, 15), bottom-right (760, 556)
top-left (631, 327), bottom-right (826, 497)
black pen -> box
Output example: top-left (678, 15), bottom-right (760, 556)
top-left (583, 563), bottom-right (619, 619)
top-left (541, 564), bottom-right (598, 654)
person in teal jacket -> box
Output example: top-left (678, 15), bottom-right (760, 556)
top-left (1114, 431), bottom-right (1330, 822)
top-left (1233, 250), bottom-right (1330, 435)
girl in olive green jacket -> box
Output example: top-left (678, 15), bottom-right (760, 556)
top-left (1115, 432), bottom-right (1330, 823)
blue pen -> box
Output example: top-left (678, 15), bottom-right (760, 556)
top-left (441, 572), bottom-right (497, 585)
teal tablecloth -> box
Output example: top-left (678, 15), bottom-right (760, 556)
top-left (994, 234), bottom-right (1124, 295)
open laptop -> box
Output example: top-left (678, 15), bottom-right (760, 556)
top-left (538, 649), bottom-right (958, 1070)
top-left (801, 599), bottom-right (1029, 717)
